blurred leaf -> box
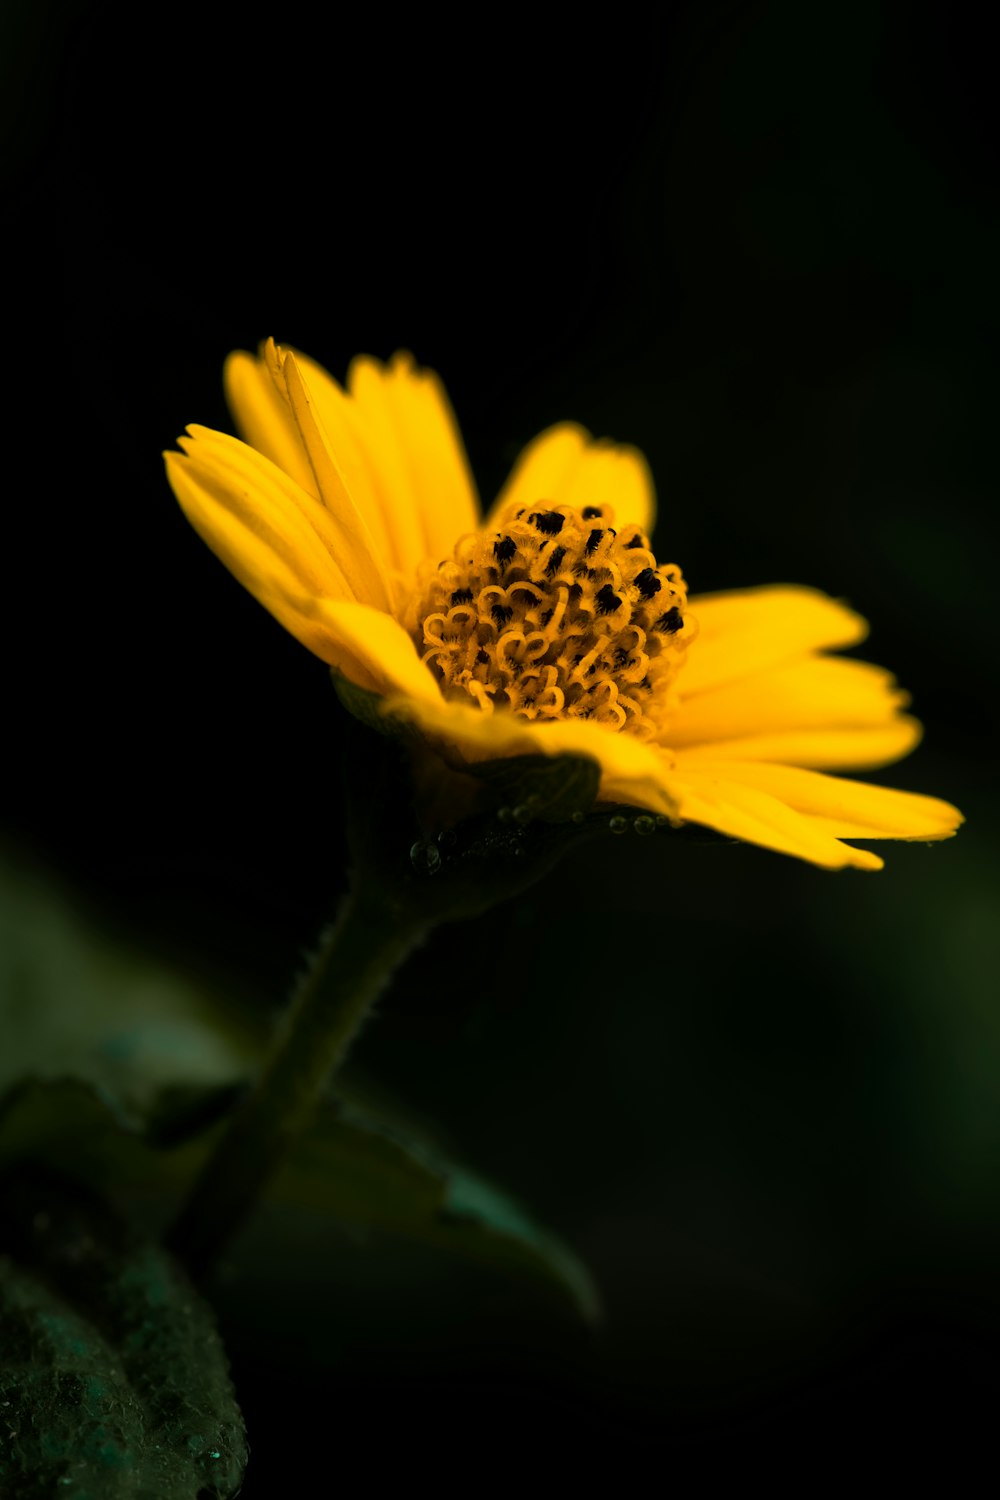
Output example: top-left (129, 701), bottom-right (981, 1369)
top-left (0, 1079), bottom-right (599, 1321)
top-left (277, 1098), bottom-right (601, 1322)
top-left (0, 847), bottom-right (597, 1316)
top-left (0, 851), bottom-right (260, 1122)
top-left (0, 1170), bottom-right (246, 1499)
top-left (0, 1078), bottom-right (150, 1188)
top-left (0, 1079), bottom-right (222, 1216)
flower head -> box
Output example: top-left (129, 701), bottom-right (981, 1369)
top-left (165, 340), bottom-right (962, 870)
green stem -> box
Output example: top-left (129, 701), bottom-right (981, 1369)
top-left (167, 876), bottom-right (427, 1279)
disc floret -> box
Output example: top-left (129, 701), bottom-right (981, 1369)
top-left (412, 501), bottom-right (696, 735)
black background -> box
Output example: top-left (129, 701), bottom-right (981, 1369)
top-left (4, 0), bottom-right (999, 1484)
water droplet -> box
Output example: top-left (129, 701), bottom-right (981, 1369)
top-left (437, 829), bottom-right (457, 848)
top-left (655, 814), bottom-right (669, 827)
top-left (633, 815), bottom-right (656, 836)
top-left (571, 810), bottom-right (585, 824)
top-left (608, 815), bottom-right (629, 835)
top-left (497, 806), bottom-right (512, 823)
top-left (512, 804), bottom-right (534, 826)
top-left (409, 840), bottom-right (442, 874)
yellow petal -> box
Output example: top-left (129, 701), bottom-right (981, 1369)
top-left (669, 656), bottom-right (910, 747)
top-left (682, 586), bottom-right (868, 695)
top-left (265, 345), bottom-right (394, 613)
top-left (308, 598), bottom-right (447, 699)
top-left (164, 445), bottom-right (356, 663)
top-left (674, 719), bottom-right (922, 770)
top-left (223, 349), bottom-right (317, 498)
top-left (284, 347), bottom-right (398, 576)
top-left (177, 423), bottom-right (372, 594)
top-left (667, 768), bottom-right (885, 871)
top-left (388, 692), bottom-right (906, 868)
top-left (489, 423), bottom-right (656, 536)
top-left (374, 351), bottom-right (481, 556)
top-left (674, 761), bottom-right (963, 841)
top-left (345, 352), bottom-right (481, 575)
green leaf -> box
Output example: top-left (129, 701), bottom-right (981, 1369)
top-left (1, 1077), bottom-right (599, 1323)
top-left (0, 1172), bottom-right (246, 1499)
top-left (276, 1098), bottom-right (601, 1323)
top-left (0, 850), bottom-right (261, 1122)
top-left (0, 1079), bottom-right (599, 1321)
top-left (0, 844), bottom-right (599, 1318)
top-left (0, 1079), bottom-right (221, 1212)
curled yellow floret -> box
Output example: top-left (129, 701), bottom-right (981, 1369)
top-left (164, 339), bottom-right (963, 871)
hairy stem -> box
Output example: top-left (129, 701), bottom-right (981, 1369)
top-left (167, 878), bottom-right (427, 1279)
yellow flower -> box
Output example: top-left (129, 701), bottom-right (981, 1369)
top-left (165, 340), bottom-right (962, 871)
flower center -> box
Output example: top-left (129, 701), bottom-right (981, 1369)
top-left (411, 501), bottom-right (696, 735)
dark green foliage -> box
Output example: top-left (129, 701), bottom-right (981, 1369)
top-left (0, 1078), bottom-right (598, 1325)
top-left (278, 1097), bottom-right (600, 1322)
top-left (0, 1173), bottom-right (246, 1499)
top-left (0, 855), bottom-right (260, 1122)
top-left (0, 849), bottom-right (600, 1322)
